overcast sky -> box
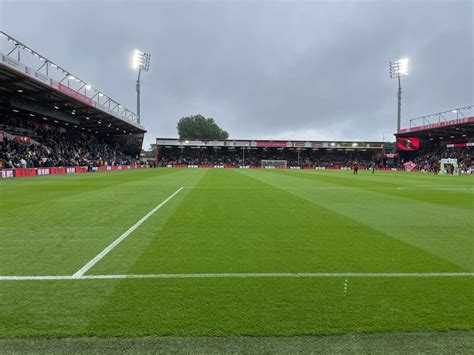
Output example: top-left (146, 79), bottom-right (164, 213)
top-left (1, 0), bottom-right (472, 147)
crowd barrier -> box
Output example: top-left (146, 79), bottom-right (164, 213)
top-left (1, 165), bottom-right (148, 179)
top-left (164, 164), bottom-right (408, 171)
top-left (162, 165), bottom-right (473, 174)
top-left (4, 165), bottom-right (468, 179)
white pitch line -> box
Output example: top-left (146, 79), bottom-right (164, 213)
top-left (185, 186), bottom-right (474, 191)
top-left (1, 272), bottom-right (473, 281)
top-left (72, 187), bottom-right (184, 278)
top-left (0, 275), bottom-right (76, 281)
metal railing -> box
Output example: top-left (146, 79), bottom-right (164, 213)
top-left (0, 31), bottom-right (144, 130)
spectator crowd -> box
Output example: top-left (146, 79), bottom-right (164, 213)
top-left (158, 147), bottom-right (379, 168)
top-left (411, 147), bottom-right (472, 173)
top-left (1, 128), bottom-right (137, 169)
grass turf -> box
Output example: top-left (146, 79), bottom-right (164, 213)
top-left (0, 168), bottom-right (473, 348)
top-left (1, 331), bottom-right (473, 354)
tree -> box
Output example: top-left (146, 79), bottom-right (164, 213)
top-left (177, 114), bottom-right (229, 139)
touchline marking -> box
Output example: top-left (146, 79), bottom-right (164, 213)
top-left (396, 184), bottom-right (474, 190)
top-left (185, 186), bottom-right (474, 191)
top-left (1, 272), bottom-right (473, 281)
top-left (72, 187), bottom-right (184, 278)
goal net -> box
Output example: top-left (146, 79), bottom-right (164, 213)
top-left (261, 160), bottom-right (287, 169)
top-left (439, 158), bottom-right (458, 175)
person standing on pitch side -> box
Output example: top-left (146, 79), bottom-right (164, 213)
top-left (353, 161), bottom-right (359, 175)
top-left (371, 161), bottom-right (376, 174)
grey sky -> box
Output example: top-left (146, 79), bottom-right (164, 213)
top-left (1, 0), bottom-right (472, 147)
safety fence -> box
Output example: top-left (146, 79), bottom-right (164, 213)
top-left (1, 165), bottom-right (149, 179)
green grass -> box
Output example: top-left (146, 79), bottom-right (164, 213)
top-left (1, 331), bottom-right (473, 354)
top-left (0, 168), bottom-right (473, 351)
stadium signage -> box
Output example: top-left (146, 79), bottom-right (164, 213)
top-left (0, 55), bottom-right (143, 129)
top-left (399, 116), bottom-right (474, 133)
top-left (1, 169), bottom-right (14, 179)
top-left (396, 137), bottom-right (420, 151)
top-left (157, 139), bottom-right (252, 147)
top-left (225, 141), bottom-right (250, 147)
top-left (157, 139), bottom-right (180, 145)
top-left (440, 158), bottom-right (457, 164)
top-left (37, 168), bottom-right (50, 176)
top-left (293, 142), bottom-right (312, 148)
top-left (57, 83), bottom-right (92, 105)
top-left (0, 165), bottom-right (148, 179)
top-left (156, 138), bottom-right (384, 149)
top-left (446, 142), bottom-right (473, 148)
top-left (254, 141), bottom-right (292, 148)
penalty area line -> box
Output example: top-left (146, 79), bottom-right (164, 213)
top-left (72, 186), bottom-right (184, 278)
top-left (1, 272), bottom-right (473, 281)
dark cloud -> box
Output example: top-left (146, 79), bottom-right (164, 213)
top-left (1, 0), bottom-right (472, 147)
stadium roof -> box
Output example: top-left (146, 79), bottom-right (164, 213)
top-left (396, 106), bottom-right (473, 140)
top-left (0, 31), bottom-right (145, 135)
top-left (156, 138), bottom-right (384, 149)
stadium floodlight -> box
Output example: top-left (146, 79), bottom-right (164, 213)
top-left (132, 49), bottom-right (151, 125)
top-left (133, 50), bottom-right (151, 71)
top-left (389, 57), bottom-right (409, 133)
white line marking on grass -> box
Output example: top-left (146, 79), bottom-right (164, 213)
top-left (1, 272), bottom-right (473, 281)
top-left (396, 185), bottom-right (474, 190)
top-left (0, 275), bottom-right (76, 281)
top-left (72, 187), bottom-right (184, 278)
top-left (186, 186), bottom-right (474, 191)
top-left (185, 187), bottom-right (401, 190)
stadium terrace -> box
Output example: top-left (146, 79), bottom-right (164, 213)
top-left (0, 31), bottom-right (146, 178)
top-left (155, 105), bottom-right (474, 174)
top-left (394, 107), bottom-right (474, 174)
top-left (156, 138), bottom-right (384, 170)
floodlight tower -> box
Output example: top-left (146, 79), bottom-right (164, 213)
top-left (389, 58), bottom-right (409, 133)
top-left (133, 49), bottom-right (151, 125)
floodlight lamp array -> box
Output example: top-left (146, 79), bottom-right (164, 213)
top-left (133, 50), bottom-right (151, 72)
top-left (389, 58), bottom-right (409, 79)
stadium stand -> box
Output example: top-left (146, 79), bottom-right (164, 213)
top-left (156, 138), bottom-right (384, 169)
top-left (156, 107), bottom-right (473, 174)
top-left (0, 120), bottom-right (136, 169)
top-left (395, 107), bottom-right (473, 173)
top-left (0, 31), bottom-right (147, 176)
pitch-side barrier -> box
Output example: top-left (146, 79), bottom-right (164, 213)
top-left (164, 164), bottom-right (409, 172)
top-left (1, 165), bottom-right (149, 179)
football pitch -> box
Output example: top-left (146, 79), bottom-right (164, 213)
top-left (0, 168), bottom-right (473, 350)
